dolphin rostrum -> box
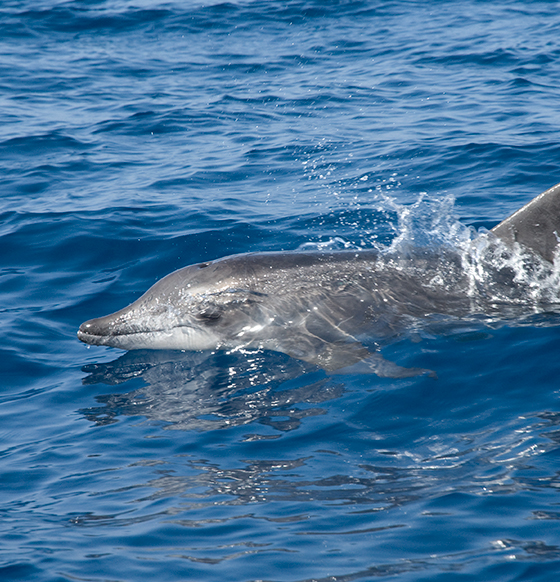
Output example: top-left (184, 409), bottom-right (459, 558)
top-left (78, 182), bottom-right (560, 377)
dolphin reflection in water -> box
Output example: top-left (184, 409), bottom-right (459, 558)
top-left (78, 182), bottom-right (560, 377)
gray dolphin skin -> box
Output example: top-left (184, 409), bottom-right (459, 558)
top-left (491, 181), bottom-right (560, 263)
top-left (78, 182), bottom-right (560, 377)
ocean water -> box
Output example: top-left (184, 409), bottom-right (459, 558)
top-left (2, 1), bottom-right (560, 580)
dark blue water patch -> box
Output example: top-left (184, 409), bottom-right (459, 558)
top-left (0, 0), bottom-right (384, 42)
top-left (8, 6), bottom-right (171, 35)
top-left (176, 0), bottom-right (384, 32)
top-left (419, 47), bottom-right (520, 68)
top-left (0, 347), bottom-right (52, 388)
top-left (507, 76), bottom-right (552, 92)
top-left (0, 132), bottom-right (93, 157)
top-left (91, 107), bottom-right (225, 137)
top-left (0, 565), bottom-right (43, 581)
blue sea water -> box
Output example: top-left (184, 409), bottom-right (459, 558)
top-left (2, 0), bottom-right (560, 580)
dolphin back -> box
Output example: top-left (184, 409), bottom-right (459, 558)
top-left (491, 181), bottom-right (560, 263)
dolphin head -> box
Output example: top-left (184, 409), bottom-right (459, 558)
top-left (78, 257), bottom-right (269, 351)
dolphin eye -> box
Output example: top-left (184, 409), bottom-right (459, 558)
top-left (195, 303), bottom-right (223, 322)
top-left (198, 262), bottom-right (210, 269)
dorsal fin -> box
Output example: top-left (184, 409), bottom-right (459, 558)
top-left (491, 181), bottom-right (560, 263)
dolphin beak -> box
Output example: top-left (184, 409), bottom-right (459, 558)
top-left (78, 312), bottom-right (129, 346)
top-left (78, 317), bottom-right (107, 345)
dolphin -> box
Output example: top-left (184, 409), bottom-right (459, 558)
top-left (78, 182), bottom-right (560, 377)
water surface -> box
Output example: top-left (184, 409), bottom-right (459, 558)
top-left (2, 1), bottom-right (560, 580)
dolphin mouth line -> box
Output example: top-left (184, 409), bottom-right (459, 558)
top-left (78, 323), bottom-right (198, 340)
top-left (78, 327), bottom-right (159, 340)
